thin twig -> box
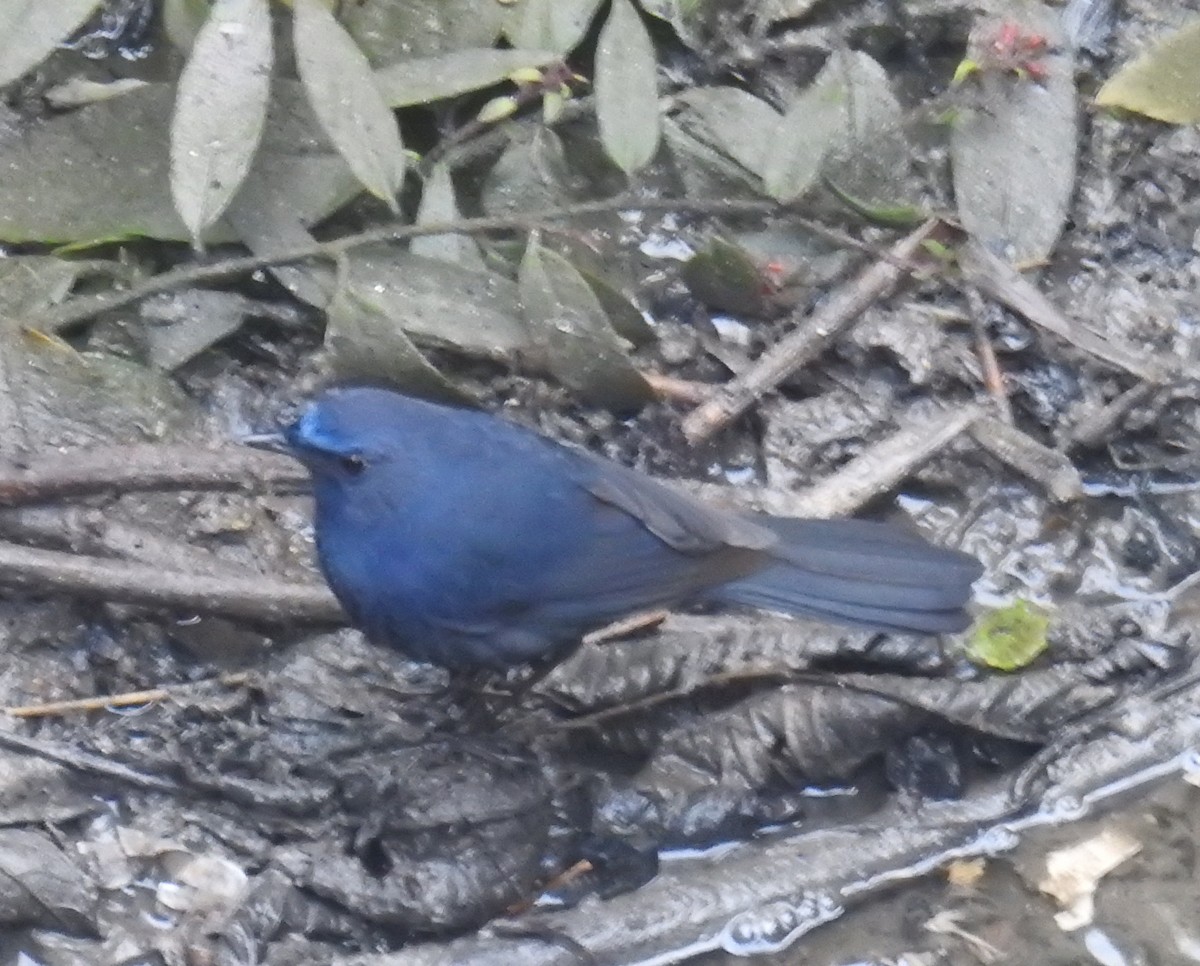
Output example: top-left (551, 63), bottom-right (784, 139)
top-left (0, 540), bottom-right (342, 622)
top-left (960, 239), bottom-right (1175, 384)
top-left (0, 507), bottom-right (265, 582)
top-left (790, 403), bottom-right (985, 519)
top-left (582, 609), bottom-right (668, 645)
top-left (681, 218), bottom-right (950, 445)
top-left (5, 672), bottom-right (251, 718)
top-left (0, 445), bottom-right (305, 507)
top-left (37, 197), bottom-right (878, 333)
top-left (964, 285), bottom-right (1014, 423)
top-left (638, 371), bottom-right (716, 406)
top-left (969, 417), bottom-right (1083, 502)
top-left (1067, 381), bottom-right (1156, 449)
top-left (505, 859), bottom-right (595, 916)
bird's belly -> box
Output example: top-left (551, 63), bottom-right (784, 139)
top-left (316, 521), bottom-right (578, 668)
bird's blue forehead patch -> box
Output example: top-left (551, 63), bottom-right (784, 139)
top-left (286, 401), bottom-right (358, 457)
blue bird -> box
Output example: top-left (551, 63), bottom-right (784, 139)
top-left (250, 387), bottom-right (982, 671)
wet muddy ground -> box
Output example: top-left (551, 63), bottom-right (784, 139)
top-left (0, 0), bottom-right (1198, 963)
top-left (700, 776), bottom-right (1200, 966)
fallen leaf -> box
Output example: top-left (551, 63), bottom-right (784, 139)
top-left (1096, 17), bottom-right (1200, 123)
top-left (344, 0), bottom-right (507, 63)
top-left (0, 82), bottom-right (358, 245)
top-left (594, 0), bottom-right (661, 174)
top-left (293, 0), bottom-right (405, 208)
top-left (1038, 827), bottom-right (1141, 931)
top-left (519, 236), bottom-right (653, 409)
top-left (946, 857), bottom-right (987, 887)
top-left (951, 8), bottom-right (1078, 263)
top-left (504, 0), bottom-right (604, 54)
top-left (0, 0), bottom-right (103, 86)
top-left (411, 162), bottom-right (486, 270)
top-left (674, 86), bottom-right (779, 178)
top-left (967, 600), bottom-right (1050, 671)
top-left (374, 47), bottom-right (559, 107)
top-left (341, 248), bottom-right (528, 357)
top-left (0, 829), bottom-right (97, 932)
top-left (170, 0), bottom-right (273, 244)
top-left (324, 264), bottom-right (474, 403)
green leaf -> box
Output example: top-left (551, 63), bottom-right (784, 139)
top-left (343, 0), bottom-right (507, 64)
top-left (519, 236), bottom-right (653, 409)
top-left (162, 0), bottom-right (209, 52)
top-left (504, 0), bottom-right (604, 54)
top-left (324, 270), bottom-right (472, 404)
top-left (762, 64), bottom-right (848, 202)
top-left (374, 48), bottom-right (559, 107)
top-left (481, 126), bottom-right (575, 216)
top-left (675, 86), bottom-right (779, 177)
top-left (0, 0), bottom-right (103, 87)
top-left (680, 238), bottom-right (769, 316)
top-left (170, 0), bottom-right (273, 245)
top-left (966, 601), bottom-right (1050, 671)
top-left (0, 256), bottom-right (118, 317)
top-left (818, 51), bottom-right (913, 211)
top-left (0, 82), bottom-right (358, 245)
top-left (293, 0), bottom-right (404, 210)
top-left (476, 95), bottom-right (519, 124)
top-left (822, 176), bottom-right (927, 227)
top-left (578, 268), bottom-right (656, 346)
top-left (762, 50), bottom-right (906, 204)
top-left (220, 81), bottom-right (362, 252)
top-left (412, 163), bottom-right (486, 270)
top-left (660, 118), bottom-right (765, 199)
top-left (1096, 17), bottom-right (1200, 124)
top-left (594, 0), bottom-right (661, 174)
top-left (340, 248), bottom-right (529, 357)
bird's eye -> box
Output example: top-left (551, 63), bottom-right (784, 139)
top-left (341, 454), bottom-right (367, 475)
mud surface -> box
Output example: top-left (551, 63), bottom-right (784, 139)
top-left (0, 0), bottom-right (1198, 964)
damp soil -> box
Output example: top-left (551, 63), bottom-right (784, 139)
top-left (0, 0), bottom-right (1198, 964)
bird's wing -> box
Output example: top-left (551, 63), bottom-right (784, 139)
top-left (502, 452), bottom-right (775, 629)
top-left (410, 467), bottom-right (776, 648)
top-left (581, 455), bottom-right (776, 555)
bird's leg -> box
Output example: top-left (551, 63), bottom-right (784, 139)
top-left (442, 668), bottom-right (499, 719)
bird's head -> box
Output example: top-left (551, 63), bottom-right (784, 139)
top-left (244, 387), bottom-right (431, 488)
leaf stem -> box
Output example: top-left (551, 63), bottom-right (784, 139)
top-left (37, 196), bottom-right (877, 333)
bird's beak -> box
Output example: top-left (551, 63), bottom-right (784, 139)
top-left (241, 430), bottom-right (293, 455)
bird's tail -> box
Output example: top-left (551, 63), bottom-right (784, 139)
top-left (712, 517), bottom-right (983, 634)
